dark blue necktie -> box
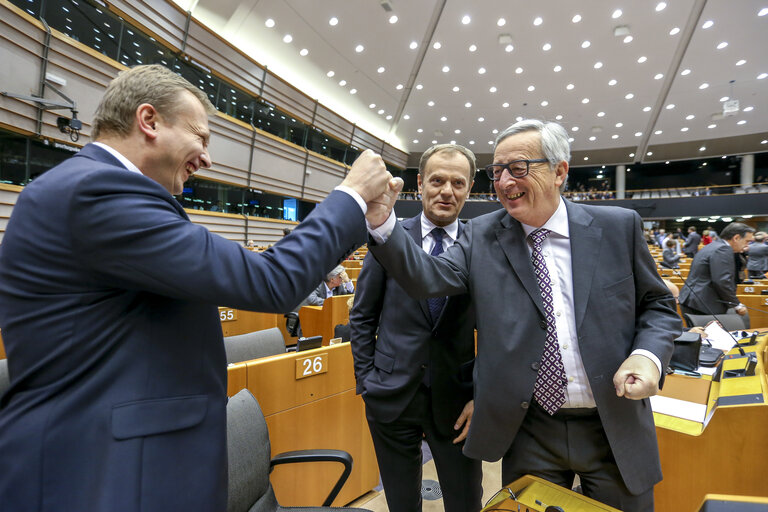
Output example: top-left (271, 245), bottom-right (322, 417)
top-left (427, 228), bottom-right (447, 323)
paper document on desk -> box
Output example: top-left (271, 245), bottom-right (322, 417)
top-left (650, 395), bottom-right (707, 422)
top-left (704, 323), bottom-right (736, 352)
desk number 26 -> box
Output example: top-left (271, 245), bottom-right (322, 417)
top-left (296, 354), bottom-right (328, 379)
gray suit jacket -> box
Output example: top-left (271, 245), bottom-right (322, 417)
top-left (369, 200), bottom-right (680, 494)
top-left (302, 281), bottom-right (354, 307)
top-left (746, 242), bottom-right (768, 272)
top-left (679, 240), bottom-right (738, 314)
top-left (350, 215), bottom-right (475, 436)
top-left (683, 232), bottom-right (701, 256)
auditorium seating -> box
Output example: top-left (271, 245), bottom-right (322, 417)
top-left (224, 328), bottom-right (286, 364)
top-left (299, 294), bottom-right (353, 346)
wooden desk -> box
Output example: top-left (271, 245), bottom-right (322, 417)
top-left (341, 260), bottom-right (362, 269)
top-left (218, 307), bottom-right (298, 346)
top-left (227, 343), bottom-right (378, 507)
top-left (738, 294), bottom-right (768, 327)
top-left (653, 332), bottom-right (768, 511)
top-left (299, 294), bottom-right (352, 345)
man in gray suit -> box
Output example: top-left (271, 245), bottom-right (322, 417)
top-left (682, 226), bottom-right (701, 258)
top-left (745, 232), bottom-right (768, 279)
top-left (303, 265), bottom-right (354, 306)
top-left (365, 120), bottom-right (681, 511)
top-left (679, 222), bottom-right (754, 318)
top-left (350, 144), bottom-right (482, 512)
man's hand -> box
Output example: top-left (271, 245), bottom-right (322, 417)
top-left (366, 177), bottom-right (403, 229)
top-left (735, 304), bottom-right (747, 316)
top-left (340, 270), bottom-right (350, 283)
top-left (613, 354), bottom-right (660, 400)
top-left (340, 150), bottom-right (392, 203)
top-left (452, 400), bottom-right (474, 444)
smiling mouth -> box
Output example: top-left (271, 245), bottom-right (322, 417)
top-left (506, 192), bottom-right (525, 200)
top-left (185, 163), bottom-right (197, 177)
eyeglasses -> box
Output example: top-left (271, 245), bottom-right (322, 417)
top-left (482, 487), bottom-right (517, 511)
top-left (484, 159), bottom-right (549, 181)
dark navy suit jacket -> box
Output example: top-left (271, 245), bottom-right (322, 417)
top-left (0, 144), bottom-right (365, 511)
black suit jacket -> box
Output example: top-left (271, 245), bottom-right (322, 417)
top-left (0, 144), bottom-right (366, 511)
top-left (350, 215), bottom-right (475, 436)
top-left (369, 200), bottom-right (681, 494)
top-left (679, 240), bottom-right (739, 314)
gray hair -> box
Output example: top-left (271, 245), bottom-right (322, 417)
top-left (92, 64), bottom-right (216, 139)
top-left (720, 222), bottom-right (755, 241)
top-left (494, 119), bottom-right (571, 192)
top-left (418, 143), bottom-right (477, 180)
top-left (325, 265), bottom-right (345, 282)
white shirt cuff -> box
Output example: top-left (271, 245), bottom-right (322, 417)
top-left (335, 185), bottom-right (367, 214)
top-left (631, 349), bottom-right (663, 380)
top-left (367, 211), bottom-right (396, 244)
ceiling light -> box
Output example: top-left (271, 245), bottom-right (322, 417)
top-left (572, 14), bottom-right (582, 23)
top-left (299, 48), bottom-right (309, 56)
top-left (654, 73), bottom-right (663, 79)
top-left (554, 65), bottom-right (562, 72)
top-left (377, 66), bottom-right (385, 73)
top-left (454, 129), bottom-right (461, 134)
top-left (737, 120), bottom-right (747, 124)
top-left (497, 18), bottom-right (506, 26)
top-left (396, 84), bottom-right (404, 90)
top-left (469, 140), bottom-right (475, 145)
top-left (656, 2), bottom-right (667, 11)
top-left (409, 41), bottom-right (418, 50)
top-left (743, 106), bottom-right (754, 112)
top-left (608, 79), bottom-right (618, 86)
top-left (478, 117), bottom-right (485, 122)
top-left (412, 139), bottom-right (418, 144)
top-left (433, 42), bottom-right (442, 50)
top-left (355, 44), bottom-right (364, 52)
top-left (581, 40), bottom-right (591, 48)
top-left (329, 17), bottom-right (338, 26)
top-left (369, 103), bottom-right (376, 108)
top-left (637, 56), bottom-right (647, 63)
top-left (761, 140), bottom-right (767, 144)
top-left (265, 18), bottom-right (275, 28)
top-left (326, 70), bottom-right (335, 77)
top-left (699, 83), bottom-right (709, 89)
top-left (625, 93), bottom-right (634, 99)
top-left (465, 102), bottom-right (472, 108)
top-left (643, 106), bottom-right (651, 112)
top-left (489, 86), bottom-right (497, 93)
top-left (533, 16), bottom-right (543, 26)
top-left (349, 88), bottom-right (356, 94)
top-left (681, 69), bottom-right (691, 75)
top-left (717, 42), bottom-right (728, 49)
top-left (572, 126), bottom-right (579, 131)
top-left (624, 35), bottom-right (633, 43)
top-left (699, 146), bottom-right (706, 151)
top-left (417, 128), bottom-right (423, 133)
top-left (556, 114), bottom-right (563, 120)
top-left (669, 27), bottom-right (680, 35)
top-left (389, 15), bottom-right (398, 24)
top-left (584, 157), bottom-right (589, 161)
top-left (469, 44), bottom-right (477, 52)
top-left (597, 111), bottom-right (605, 117)
top-left (612, 134), bottom-right (619, 139)
top-left (442, 65), bottom-right (450, 72)
top-left (416, 84), bottom-right (423, 90)
top-left (338, 80), bottom-right (346, 86)
top-left (462, 15), bottom-right (471, 24)
top-left (589, 136), bottom-right (597, 141)
top-left (635, 132), bottom-right (642, 136)
top-left (708, 124), bottom-right (716, 129)
top-left (686, 114), bottom-right (695, 120)
top-left (582, 98), bottom-right (590, 104)
top-left (492, 129), bottom-right (499, 134)
top-left (647, 152), bottom-right (653, 156)
top-left (515, 67), bottom-right (523, 74)
top-left (615, 122), bottom-right (623, 127)
top-left (502, 102), bottom-right (510, 108)
top-left (427, 100), bottom-right (435, 106)
top-left (568, 137), bottom-right (575, 142)
top-left (403, 114), bottom-right (410, 120)
top-left (655, 130), bottom-right (663, 134)
top-left (440, 116), bottom-right (447, 121)
top-left (680, 127), bottom-right (688, 132)
top-left (594, 61), bottom-right (603, 69)
top-left (505, 44), bottom-right (514, 52)
top-left (541, 100), bottom-right (549, 106)
top-left (478, 67), bottom-right (487, 74)
top-left (488, 140), bottom-right (494, 145)
top-left (386, 115), bottom-right (393, 120)
top-left (612, 9), bottom-right (622, 19)
top-left (666, 104), bottom-right (675, 109)
top-left (760, 8), bottom-right (768, 16)
top-left (702, 20), bottom-right (714, 29)
top-left (452, 86), bottom-right (460, 92)
top-left (527, 85), bottom-right (535, 92)
top-left (378, 109), bottom-right (384, 114)
top-left (566, 83), bottom-right (575, 90)
top-left (758, 73), bottom-right (768, 79)
top-left (434, 140), bottom-right (438, 144)
top-left (282, 34), bottom-right (293, 43)
top-left (736, 59), bottom-right (746, 66)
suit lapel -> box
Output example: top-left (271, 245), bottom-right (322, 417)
top-left (403, 216), bottom-right (433, 323)
top-left (496, 214), bottom-right (546, 318)
top-left (565, 201), bottom-right (602, 330)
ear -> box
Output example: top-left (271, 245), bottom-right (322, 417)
top-left (554, 161), bottom-right (569, 188)
top-left (417, 173), bottom-right (423, 194)
top-left (467, 179), bottom-right (475, 198)
top-left (136, 103), bottom-right (159, 140)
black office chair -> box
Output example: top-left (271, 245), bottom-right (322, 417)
top-left (283, 312), bottom-right (301, 338)
top-left (683, 312), bottom-right (749, 331)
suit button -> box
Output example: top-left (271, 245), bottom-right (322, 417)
top-left (539, 319), bottom-right (547, 329)
top-left (531, 362), bottom-right (540, 371)
top-left (521, 401), bottom-right (530, 409)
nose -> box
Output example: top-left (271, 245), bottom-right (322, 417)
top-left (200, 151), bottom-right (212, 169)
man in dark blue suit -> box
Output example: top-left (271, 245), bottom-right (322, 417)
top-left (350, 144), bottom-right (482, 512)
top-left (0, 64), bottom-right (400, 512)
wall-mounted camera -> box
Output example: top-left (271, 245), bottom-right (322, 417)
top-left (2, 77), bottom-right (81, 142)
top-left (57, 111), bottom-right (82, 142)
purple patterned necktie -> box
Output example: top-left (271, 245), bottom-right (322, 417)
top-left (427, 228), bottom-right (447, 323)
top-left (529, 228), bottom-right (567, 415)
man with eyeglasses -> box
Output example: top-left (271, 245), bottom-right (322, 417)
top-left (365, 119), bottom-right (681, 512)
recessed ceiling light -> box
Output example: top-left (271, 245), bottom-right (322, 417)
top-left (584, 156), bottom-right (589, 161)
top-left (350, 88), bottom-right (357, 94)
top-left (469, 44), bottom-right (478, 52)
top-left (582, 98), bottom-right (590, 104)
top-left (656, 2), bottom-right (667, 11)
top-left (488, 140), bottom-right (494, 145)
top-left (338, 80), bottom-right (346, 86)
top-left (369, 103), bottom-right (376, 108)
top-left (489, 86), bottom-right (497, 93)
top-left (717, 42), bottom-right (728, 49)
top-left (427, 100), bottom-right (435, 106)
top-left (568, 137), bottom-right (575, 142)
top-left (635, 132), bottom-right (642, 136)
top-left (758, 73), bottom-right (768, 79)
top-left (699, 83), bottom-right (709, 89)
top-left (328, 17), bottom-right (338, 26)
top-left (497, 18), bottom-right (506, 26)
top-left (454, 129), bottom-right (461, 134)
top-left (378, 109), bottom-right (384, 114)
top-left (629, 153), bottom-right (635, 158)
top-left (597, 112), bottom-right (605, 117)
top-left (469, 140), bottom-right (475, 145)
top-left (680, 127), bottom-right (688, 132)
top-left (541, 100), bottom-right (549, 106)
top-left (416, 84), bottom-right (423, 90)
top-left (412, 139), bottom-right (419, 144)
top-left (608, 79), bottom-right (617, 86)
top-left (515, 117), bottom-right (522, 122)
top-left (643, 106), bottom-right (651, 112)
top-left (669, 27), bottom-right (680, 35)
top-left (581, 40), bottom-right (591, 48)
top-left (554, 65), bottom-right (562, 72)
top-left (666, 104), bottom-right (675, 109)
top-left (594, 61), bottom-right (603, 69)
top-left (327, 70), bottom-right (335, 77)
top-left (265, 18), bottom-right (275, 28)
top-left (761, 139), bottom-right (767, 144)
top-left (615, 122), bottom-right (623, 127)
top-left (505, 44), bottom-right (514, 52)
top-left (760, 7), bottom-right (768, 16)
top-left (478, 67), bottom-right (487, 74)
top-left (462, 15), bottom-right (471, 24)
top-left (612, 9), bottom-right (622, 19)
top-left (686, 114), bottom-right (695, 120)
top-left (702, 20), bottom-right (714, 29)
top-left (502, 102), bottom-right (510, 108)
top-left (589, 136), bottom-right (597, 141)
top-left (478, 117), bottom-right (485, 122)
top-left (386, 115), bottom-right (393, 120)
top-left (637, 56), bottom-right (647, 63)
top-left (708, 124), bottom-right (716, 129)
top-left (623, 35), bottom-right (633, 43)
top-left (647, 151), bottom-right (653, 156)
top-left (433, 140), bottom-right (438, 144)
top-left (743, 106), bottom-right (754, 112)
top-left (465, 102), bottom-right (472, 108)
top-left (299, 48), bottom-right (309, 56)
top-left (612, 134), bottom-right (619, 139)
top-left (625, 93), bottom-right (634, 99)
top-left (417, 128), bottom-right (423, 133)
top-left (452, 86), bottom-right (460, 92)
top-left (566, 83), bottom-right (575, 90)
top-left (736, 59), bottom-right (746, 66)
top-left (654, 73), bottom-right (663, 79)
top-left (440, 116), bottom-right (447, 121)
top-left (442, 65), bottom-right (450, 73)
top-left (282, 34), bottom-right (293, 43)
top-left (515, 67), bottom-right (524, 74)
top-left (699, 146), bottom-right (706, 151)
top-left (555, 114), bottom-right (563, 120)
top-left (492, 129), bottom-right (499, 134)
top-left (389, 15), bottom-right (398, 24)
top-left (737, 120), bottom-right (747, 124)
top-left (355, 44), bottom-right (364, 52)
top-left (681, 69), bottom-right (691, 75)
top-left (533, 16), bottom-right (543, 26)
top-left (433, 42), bottom-right (442, 50)
top-left (527, 85), bottom-right (535, 92)
top-left (572, 126), bottom-right (579, 131)
top-left (409, 41), bottom-right (418, 50)
top-left (377, 66), bottom-right (385, 73)
top-left (396, 84), bottom-right (404, 90)
top-left (572, 14), bottom-right (582, 23)
top-left (450, 140), bottom-right (456, 144)
top-left (655, 130), bottom-right (663, 134)
top-left (403, 114), bottom-right (410, 120)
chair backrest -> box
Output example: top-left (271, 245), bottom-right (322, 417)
top-left (0, 359), bottom-right (9, 396)
top-left (227, 389), bottom-right (279, 512)
top-left (284, 312), bottom-right (300, 337)
top-left (684, 313), bottom-right (747, 331)
top-left (224, 328), bottom-right (285, 364)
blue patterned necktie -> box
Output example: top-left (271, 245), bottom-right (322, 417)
top-left (529, 228), bottom-right (567, 415)
top-left (427, 228), bottom-right (447, 323)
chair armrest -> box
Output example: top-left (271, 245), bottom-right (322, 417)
top-left (270, 449), bottom-right (353, 506)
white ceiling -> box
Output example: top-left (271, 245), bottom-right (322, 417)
top-left (185, 0), bottom-right (768, 165)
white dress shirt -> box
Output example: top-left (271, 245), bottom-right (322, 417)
top-left (420, 214), bottom-right (459, 254)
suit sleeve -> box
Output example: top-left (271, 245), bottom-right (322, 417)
top-left (348, 252), bottom-right (386, 393)
top-left (305, 285), bottom-right (325, 306)
top-left (70, 171), bottom-right (366, 313)
top-left (709, 246), bottom-right (739, 306)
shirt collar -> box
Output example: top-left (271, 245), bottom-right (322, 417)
top-left (520, 197), bottom-right (570, 240)
top-left (92, 142), bottom-right (143, 176)
top-left (420, 213), bottom-right (459, 241)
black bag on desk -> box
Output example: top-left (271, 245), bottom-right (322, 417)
top-left (699, 345), bottom-right (724, 367)
top-left (670, 331), bottom-right (701, 372)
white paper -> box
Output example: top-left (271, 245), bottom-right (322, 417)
top-left (696, 366), bottom-right (718, 376)
top-left (650, 395), bottom-right (707, 422)
top-left (704, 323), bottom-right (737, 352)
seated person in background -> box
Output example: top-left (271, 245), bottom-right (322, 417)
top-left (661, 239), bottom-right (682, 269)
top-left (745, 231), bottom-right (768, 279)
top-left (333, 295), bottom-right (356, 342)
top-left (302, 265), bottom-right (354, 306)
